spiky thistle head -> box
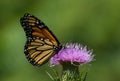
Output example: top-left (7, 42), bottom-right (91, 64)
top-left (50, 43), bottom-right (94, 66)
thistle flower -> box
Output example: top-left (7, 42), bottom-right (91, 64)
top-left (49, 43), bottom-right (94, 81)
top-left (50, 43), bottom-right (93, 66)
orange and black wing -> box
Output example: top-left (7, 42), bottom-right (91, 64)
top-left (20, 13), bottom-right (61, 66)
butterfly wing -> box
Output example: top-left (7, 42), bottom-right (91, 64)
top-left (20, 13), bottom-right (61, 66)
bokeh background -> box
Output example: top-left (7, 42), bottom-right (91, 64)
top-left (0, 0), bottom-right (120, 81)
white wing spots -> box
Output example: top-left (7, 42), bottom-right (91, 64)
top-left (39, 25), bottom-right (44, 28)
top-left (40, 38), bottom-right (44, 41)
top-left (36, 20), bottom-right (39, 24)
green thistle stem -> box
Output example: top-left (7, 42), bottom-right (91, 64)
top-left (61, 62), bottom-right (80, 81)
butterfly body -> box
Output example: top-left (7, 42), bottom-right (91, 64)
top-left (20, 13), bottom-right (61, 66)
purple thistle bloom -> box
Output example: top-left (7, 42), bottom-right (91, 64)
top-left (50, 43), bottom-right (94, 66)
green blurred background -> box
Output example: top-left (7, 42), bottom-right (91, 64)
top-left (0, 0), bottom-right (120, 81)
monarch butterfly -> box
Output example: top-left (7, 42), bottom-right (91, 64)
top-left (20, 13), bottom-right (62, 66)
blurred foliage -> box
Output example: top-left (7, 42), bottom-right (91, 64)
top-left (0, 0), bottom-right (120, 81)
